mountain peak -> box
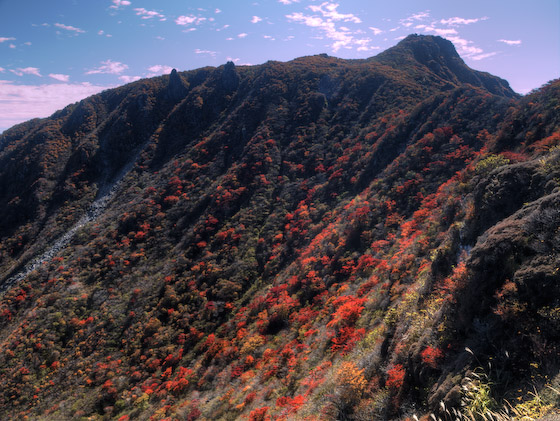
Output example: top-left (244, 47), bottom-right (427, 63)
top-left (397, 34), bottom-right (460, 57)
top-left (375, 34), bottom-right (517, 97)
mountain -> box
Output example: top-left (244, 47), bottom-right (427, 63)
top-left (0, 35), bottom-right (558, 420)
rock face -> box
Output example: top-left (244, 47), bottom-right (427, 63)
top-left (221, 61), bottom-right (239, 92)
top-left (0, 36), bottom-right (559, 420)
top-left (167, 68), bottom-right (188, 100)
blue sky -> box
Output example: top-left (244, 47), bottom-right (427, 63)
top-left (1, 0), bottom-right (559, 133)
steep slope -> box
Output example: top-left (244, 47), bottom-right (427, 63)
top-left (0, 36), bottom-right (558, 420)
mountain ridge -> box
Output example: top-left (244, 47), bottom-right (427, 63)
top-left (0, 35), bottom-right (559, 420)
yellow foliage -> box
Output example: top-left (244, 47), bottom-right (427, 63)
top-left (336, 361), bottom-right (367, 397)
top-left (241, 334), bottom-right (265, 355)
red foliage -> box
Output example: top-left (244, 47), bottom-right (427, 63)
top-left (421, 346), bottom-right (443, 368)
top-left (248, 406), bottom-right (270, 421)
top-left (330, 327), bottom-right (365, 354)
top-left (386, 364), bottom-right (405, 391)
top-left (327, 295), bottom-right (366, 328)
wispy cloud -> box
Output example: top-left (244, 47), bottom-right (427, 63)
top-left (147, 64), bottom-right (173, 75)
top-left (119, 75), bottom-right (141, 83)
top-left (308, 2), bottom-right (361, 23)
top-left (286, 3), bottom-right (372, 52)
top-left (251, 16), bottom-right (262, 24)
top-left (498, 39), bottom-right (522, 46)
top-left (194, 49), bottom-right (217, 56)
top-left (400, 11), bottom-right (430, 27)
top-left (422, 26), bottom-right (458, 37)
top-left (175, 15), bottom-right (206, 26)
top-left (85, 60), bottom-right (128, 75)
top-left (446, 36), bottom-right (485, 58)
top-left (0, 67), bottom-right (5, 72)
top-left (0, 81), bottom-right (111, 131)
top-left (133, 8), bottom-right (165, 20)
top-left (238, 33), bottom-right (248, 38)
top-left (369, 27), bottom-right (383, 36)
top-left (278, 0), bottom-right (300, 4)
top-left (0, 37), bottom-right (16, 43)
top-left (11, 67), bottom-right (42, 77)
top-left (264, 35), bottom-right (276, 41)
top-left (49, 73), bottom-right (69, 82)
top-left (470, 52), bottom-right (497, 61)
top-left (215, 8), bottom-right (222, 14)
top-left (54, 23), bottom-right (85, 34)
top-left (440, 17), bottom-right (488, 26)
top-left (110, 0), bottom-right (131, 9)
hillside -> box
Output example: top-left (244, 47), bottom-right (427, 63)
top-left (0, 34), bottom-right (559, 420)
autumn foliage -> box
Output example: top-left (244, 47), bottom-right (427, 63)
top-left (0, 35), bottom-right (558, 421)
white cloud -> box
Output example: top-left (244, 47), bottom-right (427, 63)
top-left (440, 17), bottom-right (488, 26)
top-left (369, 27), bottom-right (383, 36)
top-left (355, 38), bottom-right (379, 52)
top-left (286, 3), bottom-right (370, 52)
top-left (424, 27), bottom-right (458, 37)
top-left (175, 15), bottom-right (206, 26)
top-left (446, 36), bottom-right (488, 58)
top-left (498, 39), bottom-right (521, 46)
top-left (49, 73), bottom-right (70, 82)
top-left (308, 2), bottom-right (361, 23)
top-left (24, 42), bottom-right (32, 46)
top-left (54, 23), bottom-right (85, 33)
top-left (194, 49), bottom-right (217, 56)
top-left (251, 16), bottom-right (262, 24)
top-left (0, 67), bottom-right (5, 72)
top-left (0, 37), bottom-right (16, 43)
top-left (400, 11), bottom-right (430, 28)
top-left (471, 52), bottom-right (497, 61)
top-left (110, 0), bottom-right (131, 9)
top-left (147, 64), bottom-right (173, 75)
top-left (155, 36), bottom-right (165, 40)
top-left (0, 81), bottom-right (111, 132)
top-left (85, 60), bottom-right (128, 75)
top-left (278, 0), bottom-right (299, 4)
top-left (11, 67), bottom-right (42, 77)
top-left (119, 75), bottom-right (142, 83)
top-left (287, 13), bottom-right (325, 27)
top-left (238, 33), bottom-right (248, 38)
top-left (216, 24), bottom-right (230, 31)
top-left (215, 8), bottom-right (222, 13)
top-left (9, 44), bottom-right (15, 49)
top-left (133, 8), bottom-right (165, 20)
top-left (264, 35), bottom-right (276, 40)
top-left (226, 37), bottom-right (233, 41)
